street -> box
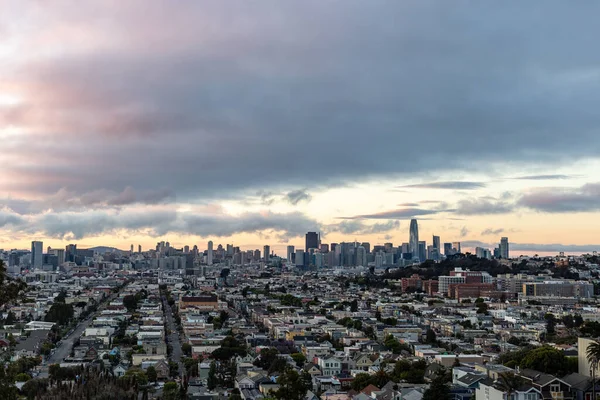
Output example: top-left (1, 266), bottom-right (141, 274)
top-left (39, 292), bottom-right (118, 378)
top-left (162, 296), bottom-right (184, 378)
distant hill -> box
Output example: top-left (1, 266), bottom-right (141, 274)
top-left (88, 246), bottom-right (124, 254)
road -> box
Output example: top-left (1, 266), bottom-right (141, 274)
top-left (162, 296), bottom-right (184, 378)
top-left (38, 292), bottom-right (118, 378)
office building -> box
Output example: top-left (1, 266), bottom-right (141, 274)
top-left (320, 244), bottom-right (329, 253)
top-left (287, 245), bottom-right (295, 261)
top-left (401, 243), bottom-right (409, 254)
top-left (433, 235), bottom-right (440, 251)
top-left (295, 249), bottom-right (305, 267)
top-left (409, 219), bottom-right (419, 258)
top-left (452, 242), bottom-right (462, 254)
top-left (418, 241), bottom-right (426, 262)
top-left (51, 248), bottom-right (65, 264)
top-left (263, 245), bottom-right (270, 262)
top-left (360, 242), bottom-right (370, 254)
top-left (356, 246), bottom-right (367, 267)
top-left (65, 244), bottom-right (77, 263)
top-left (31, 241), bottom-right (43, 269)
top-left (207, 241), bottom-right (213, 265)
top-left (500, 237), bottom-right (509, 259)
top-left (443, 243), bottom-right (453, 256)
top-left (305, 232), bottom-right (319, 252)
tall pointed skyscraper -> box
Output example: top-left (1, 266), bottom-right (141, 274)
top-left (409, 219), bottom-right (419, 260)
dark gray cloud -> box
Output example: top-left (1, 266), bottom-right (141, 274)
top-left (398, 182), bottom-right (485, 190)
top-left (518, 183), bottom-right (600, 213)
top-left (3, 1), bottom-right (600, 207)
top-left (346, 208), bottom-right (444, 220)
top-left (327, 220), bottom-right (400, 235)
top-left (481, 228), bottom-right (504, 236)
top-left (0, 207), bottom-right (319, 241)
top-left (512, 174), bottom-right (573, 180)
top-left (285, 189), bottom-right (312, 205)
top-left (455, 197), bottom-right (514, 215)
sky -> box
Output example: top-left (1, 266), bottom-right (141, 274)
top-left (1, 1), bottom-right (600, 256)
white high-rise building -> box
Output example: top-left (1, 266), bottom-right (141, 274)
top-left (31, 241), bottom-right (43, 269)
top-left (207, 241), bottom-right (213, 265)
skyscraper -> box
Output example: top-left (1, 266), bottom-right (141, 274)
top-left (295, 249), bottom-right (305, 267)
top-left (305, 232), bottom-right (319, 251)
top-left (452, 242), bottom-right (462, 254)
top-left (207, 241), bottom-right (213, 265)
top-left (263, 245), bottom-right (270, 262)
top-left (444, 243), bottom-right (453, 256)
top-left (432, 235), bottom-right (440, 251)
top-left (31, 241), bottom-right (43, 269)
top-left (409, 219), bottom-right (419, 258)
top-left (287, 245), bottom-right (295, 261)
top-left (418, 241), bottom-right (426, 262)
top-left (356, 246), bottom-right (367, 267)
top-left (500, 237), bottom-right (509, 259)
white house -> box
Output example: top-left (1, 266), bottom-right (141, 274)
top-left (316, 356), bottom-right (341, 376)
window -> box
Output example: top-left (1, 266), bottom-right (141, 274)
top-left (550, 384), bottom-right (561, 393)
top-left (524, 394), bottom-right (538, 400)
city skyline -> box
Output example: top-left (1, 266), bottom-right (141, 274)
top-left (2, 2), bottom-right (600, 254)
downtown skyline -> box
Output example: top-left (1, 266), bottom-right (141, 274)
top-left (2, 2), bottom-right (600, 255)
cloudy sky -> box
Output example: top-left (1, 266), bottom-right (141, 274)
top-left (1, 1), bottom-right (600, 255)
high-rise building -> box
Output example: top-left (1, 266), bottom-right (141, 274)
top-left (208, 241), bottom-right (214, 265)
top-left (287, 245), bottom-right (295, 261)
top-left (295, 249), bottom-right (305, 267)
top-left (361, 242), bottom-right (371, 254)
top-left (305, 232), bottom-right (319, 252)
top-left (443, 243), bottom-right (453, 256)
top-left (452, 242), bottom-right (462, 254)
top-left (401, 242), bottom-right (409, 254)
top-left (263, 245), bottom-right (270, 262)
top-left (130, 244), bottom-right (134, 253)
top-left (138, 245), bottom-right (142, 253)
top-left (409, 219), bottom-right (419, 259)
top-left (500, 237), bottom-right (509, 259)
top-left (184, 245), bottom-right (190, 254)
top-left (384, 242), bottom-right (394, 253)
top-left (320, 244), bottom-right (329, 253)
top-left (432, 235), bottom-right (440, 251)
top-left (65, 244), bottom-right (77, 263)
top-left (418, 241), bottom-right (426, 262)
top-left (31, 241), bottom-right (43, 269)
top-left (51, 248), bottom-right (65, 264)
top-left (226, 244), bottom-right (233, 256)
top-left (356, 246), bottom-right (367, 267)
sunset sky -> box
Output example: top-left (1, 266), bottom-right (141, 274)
top-left (1, 1), bottom-right (600, 255)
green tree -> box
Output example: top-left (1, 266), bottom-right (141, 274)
top-left (423, 375), bottom-right (450, 400)
top-left (497, 373), bottom-right (525, 400)
top-left (351, 373), bottom-right (374, 391)
top-left (545, 313), bottom-right (557, 335)
top-left (207, 361), bottom-right (217, 390)
top-left (426, 329), bottom-right (437, 344)
top-left (146, 366), bottom-right (157, 383)
top-left (181, 343), bottom-right (192, 356)
top-left (44, 302), bottom-right (74, 326)
top-left (350, 299), bottom-right (358, 312)
top-left (123, 295), bottom-right (138, 311)
top-left (272, 368), bottom-right (310, 400)
top-left (586, 340), bottom-right (600, 400)
top-left (15, 373), bottom-right (31, 382)
top-left (520, 346), bottom-right (571, 375)
top-left (4, 311), bottom-right (16, 325)
top-left (291, 352), bottom-right (306, 367)
top-left (163, 381), bottom-right (180, 400)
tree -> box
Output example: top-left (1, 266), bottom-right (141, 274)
top-left (146, 366), bottom-right (157, 383)
top-left (163, 381), bottom-right (180, 400)
top-left (521, 346), bottom-right (572, 375)
top-left (272, 368), bottom-right (310, 400)
top-left (207, 361), bottom-right (217, 390)
top-left (4, 311), bottom-right (16, 325)
top-left (44, 302), bottom-right (74, 326)
top-left (497, 373), bottom-right (525, 400)
top-left (291, 353), bottom-right (306, 367)
top-left (426, 329), bottom-right (437, 344)
top-left (181, 343), bottom-right (192, 356)
top-left (350, 299), bottom-right (358, 312)
top-left (587, 341), bottom-right (600, 400)
top-left (123, 295), bottom-right (138, 311)
top-left (423, 375), bottom-right (450, 400)
top-left (545, 313), bottom-right (557, 335)
top-left (351, 373), bottom-right (374, 391)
